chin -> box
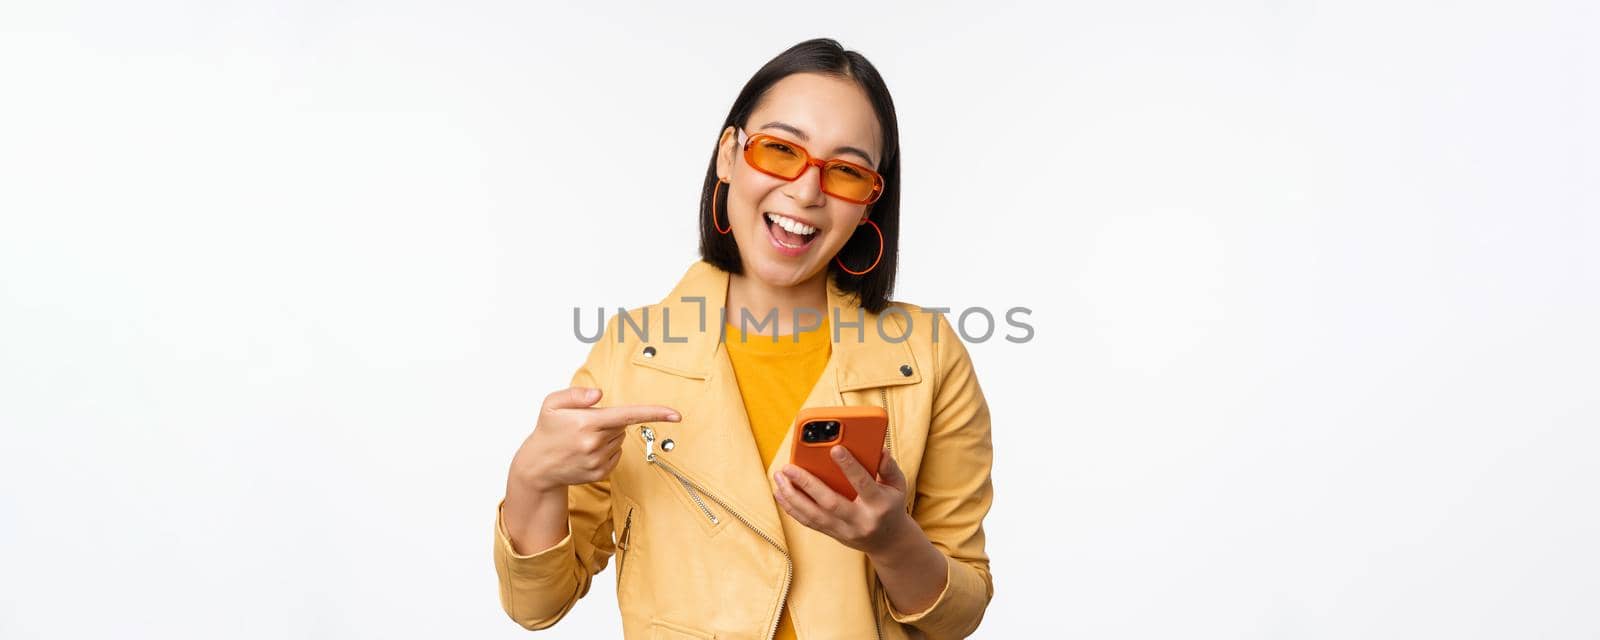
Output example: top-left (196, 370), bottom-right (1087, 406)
top-left (752, 262), bottom-right (812, 288)
top-left (748, 259), bottom-right (819, 288)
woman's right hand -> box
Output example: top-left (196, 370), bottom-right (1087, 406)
top-left (501, 387), bottom-right (679, 555)
top-left (508, 386), bottom-right (681, 493)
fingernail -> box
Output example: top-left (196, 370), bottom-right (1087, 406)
top-left (584, 388), bottom-right (598, 401)
top-left (666, 412), bottom-right (680, 421)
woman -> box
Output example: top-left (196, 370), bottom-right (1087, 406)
top-left (494, 39), bottom-right (994, 639)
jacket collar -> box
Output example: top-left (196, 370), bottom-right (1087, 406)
top-left (630, 260), bottom-right (924, 390)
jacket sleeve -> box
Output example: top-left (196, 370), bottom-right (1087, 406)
top-left (492, 315), bottom-right (621, 630)
top-left (882, 312), bottom-right (995, 639)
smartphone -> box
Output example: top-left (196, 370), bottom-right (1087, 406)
top-left (787, 406), bottom-right (889, 501)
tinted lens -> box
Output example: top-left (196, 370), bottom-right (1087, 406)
top-left (822, 161), bottom-right (881, 203)
top-left (747, 137), bottom-right (807, 178)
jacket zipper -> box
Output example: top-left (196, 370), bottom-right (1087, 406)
top-left (639, 427), bottom-right (717, 525)
top-left (641, 425), bottom-right (794, 640)
top-left (880, 387), bottom-right (893, 459)
top-left (673, 475), bottom-right (719, 524)
top-left (617, 506), bottom-right (634, 585)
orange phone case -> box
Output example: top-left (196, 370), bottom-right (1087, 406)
top-left (788, 406), bottom-right (889, 501)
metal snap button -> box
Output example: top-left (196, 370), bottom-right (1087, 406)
top-left (899, 364), bottom-right (913, 377)
top-left (661, 438), bottom-right (675, 451)
top-left (642, 346), bottom-right (656, 358)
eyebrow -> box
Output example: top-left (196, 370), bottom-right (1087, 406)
top-left (756, 121), bottom-right (877, 167)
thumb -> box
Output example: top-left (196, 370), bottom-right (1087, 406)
top-left (545, 386), bottom-right (603, 411)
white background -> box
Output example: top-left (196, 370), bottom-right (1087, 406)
top-left (2, 1), bottom-right (1596, 638)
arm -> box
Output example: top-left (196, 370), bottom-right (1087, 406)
top-left (493, 481), bottom-right (616, 630)
top-left (879, 312), bottom-right (995, 639)
top-left (492, 318), bottom-right (621, 630)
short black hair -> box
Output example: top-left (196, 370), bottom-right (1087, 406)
top-left (698, 38), bottom-right (901, 313)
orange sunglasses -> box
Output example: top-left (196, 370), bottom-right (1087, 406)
top-left (737, 128), bottom-right (884, 205)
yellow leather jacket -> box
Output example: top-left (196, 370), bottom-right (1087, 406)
top-left (494, 260), bottom-right (995, 639)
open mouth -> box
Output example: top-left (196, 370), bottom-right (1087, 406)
top-left (764, 212), bottom-right (820, 255)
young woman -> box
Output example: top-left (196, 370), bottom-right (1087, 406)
top-left (494, 39), bottom-right (995, 639)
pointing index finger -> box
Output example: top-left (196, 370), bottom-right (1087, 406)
top-left (582, 404), bottom-right (681, 431)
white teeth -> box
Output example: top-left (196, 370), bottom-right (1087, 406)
top-left (765, 212), bottom-right (817, 236)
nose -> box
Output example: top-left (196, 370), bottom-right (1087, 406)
top-left (781, 161), bottom-right (827, 207)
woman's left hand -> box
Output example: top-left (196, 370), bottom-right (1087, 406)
top-left (772, 446), bottom-right (916, 556)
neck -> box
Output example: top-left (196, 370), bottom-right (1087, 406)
top-left (726, 269), bottom-right (829, 336)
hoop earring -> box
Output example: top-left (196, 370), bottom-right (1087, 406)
top-left (711, 179), bottom-right (732, 235)
top-left (835, 218), bottom-right (884, 276)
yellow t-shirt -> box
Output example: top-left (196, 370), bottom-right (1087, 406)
top-left (724, 315), bottom-right (831, 640)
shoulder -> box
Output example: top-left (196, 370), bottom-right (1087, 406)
top-left (873, 300), bottom-right (974, 381)
top-left (874, 299), bottom-right (958, 343)
top-left (573, 304), bottom-right (651, 364)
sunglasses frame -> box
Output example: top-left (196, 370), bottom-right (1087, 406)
top-left (736, 128), bottom-right (884, 205)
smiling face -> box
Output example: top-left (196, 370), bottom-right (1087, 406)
top-left (715, 72), bottom-right (885, 289)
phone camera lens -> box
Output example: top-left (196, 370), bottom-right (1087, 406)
top-left (802, 420), bottom-right (841, 444)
